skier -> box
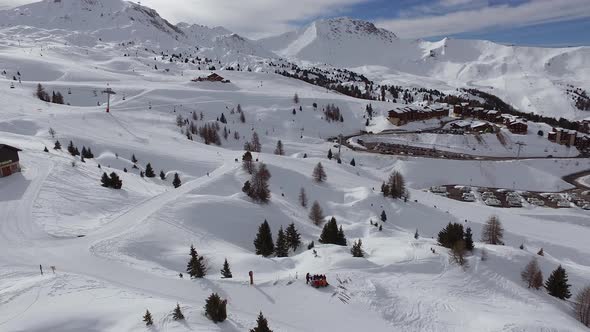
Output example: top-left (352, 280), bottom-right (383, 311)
top-left (306, 273), bottom-right (310, 284)
top-left (39, 264), bottom-right (43, 275)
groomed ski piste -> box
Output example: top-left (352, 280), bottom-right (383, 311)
top-left (1, 1), bottom-right (590, 331)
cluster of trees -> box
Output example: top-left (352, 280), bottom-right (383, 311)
top-left (242, 162), bottom-right (271, 203)
top-left (323, 104), bottom-right (343, 122)
top-left (199, 123), bottom-right (222, 145)
top-left (318, 217), bottom-right (346, 246)
top-left (253, 220), bottom-right (301, 257)
top-left (437, 222), bottom-right (474, 267)
top-left (381, 171), bottom-right (407, 200)
top-left (142, 294), bottom-right (240, 327)
top-left (521, 259), bottom-right (575, 302)
top-left (244, 132), bottom-right (261, 152)
top-left (67, 141), bottom-right (80, 157)
top-left (276, 65), bottom-right (374, 101)
top-left (35, 84), bottom-right (64, 104)
top-left (100, 172), bottom-right (123, 189)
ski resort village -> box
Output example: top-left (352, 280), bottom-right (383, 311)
top-left (1, 0), bottom-right (590, 331)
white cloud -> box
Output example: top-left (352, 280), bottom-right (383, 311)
top-left (376, 0), bottom-right (590, 39)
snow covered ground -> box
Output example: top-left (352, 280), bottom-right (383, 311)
top-left (1, 1), bottom-right (590, 331)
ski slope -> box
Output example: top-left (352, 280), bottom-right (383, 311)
top-left (1, 1), bottom-right (590, 331)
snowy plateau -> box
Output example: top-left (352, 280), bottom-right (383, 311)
top-left (1, 0), bottom-right (590, 331)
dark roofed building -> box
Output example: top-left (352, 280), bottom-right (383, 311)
top-left (0, 144), bottom-right (22, 178)
top-left (191, 73), bottom-right (229, 83)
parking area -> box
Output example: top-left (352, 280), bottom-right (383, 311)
top-left (429, 185), bottom-right (590, 210)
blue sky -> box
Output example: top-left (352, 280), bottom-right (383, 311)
top-left (5, 0), bottom-right (590, 45)
top-left (340, 0), bottom-right (590, 46)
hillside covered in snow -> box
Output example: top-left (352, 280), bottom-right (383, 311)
top-left (259, 17), bottom-right (590, 121)
top-left (1, 1), bottom-right (590, 331)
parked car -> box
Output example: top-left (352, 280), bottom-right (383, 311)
top-left (462, 193), bottom-right (476, 202)
top-left (485, 198), bottom-right (502, 207)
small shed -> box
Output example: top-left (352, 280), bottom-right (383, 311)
top-left (0, 144), bottom-right (22, 178)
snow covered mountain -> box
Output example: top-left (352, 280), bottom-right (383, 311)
top-left (0, 0), bottom-right (186, 47)
top-left (259, 17), bottom-right (402, 67)
top-left (259, 17), bottom-right (590, 120)
top-left (0, 0), bottom-right (272, 64)
top-left (2, 1), bottom-right (590, 332)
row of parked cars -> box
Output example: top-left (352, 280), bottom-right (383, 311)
top-left (430, 185), bottom-right (590, 210)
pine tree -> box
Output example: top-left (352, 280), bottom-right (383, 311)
top-left (327, 149), bottom-right (333, 160)
top-left (275, 226), bottom-right (289, 257)
top-left (285, 223), bottom-right (301, 251)
top-left (381, 182), bottom-right (390, 197)
top-left (173, 173), bottom-right (181, 188)
top-left (481, 215), bottom-right (504, 245)
top-left (172, 304), bottom-right (184, 320)
top-left (414, 229), bottom-right (419, 239)
top-left (254, 220), bottom-right (274, 257)
top-left (242, 151), bottom-right (254, 174)
top-left (131, 154), bottom-right (138, 163)
top-left (308, 201), bottom-right (324, 226)
top-left (521, 258), bottom-right (543, 289)
top-left (186, 245), bottom-right (207, 278)
top-left (220, 113), bottom-right (227, 124)
top-left (145, 163), bottom-right (155, 178)
top-left (350, 158), bottom-right (356, 166)
top-left (160, 170), bottom-right (166, 180)
top-left (101, 172), bottom-right (111, 188)
top-left (380, 210), bottom-right (387, 222)
top-left (220, 258), bottom-right (232, 278)
top-left (337, 226), bottom-right (347, 246)
top-left (351, 239), bottom-right (364, 257)
top-left (249, 164), bottom-right (271, 203)
top-left (545, 265), bottom-right (571, 299)
top-left (274, 140), bottom-right (284, 155)
top-left (386, 171), bottom-right (406, 199)
top-left (143, 310), bottom-right (153, 326)
top-left (250, 312), bottom-right (273, 332)
top-left (464, 227), bottom-right (474, 251)
top-left (67, 141), bottom-right (77, 156)
top-left (48, 127), bottom-right (56, 138)
top-left (43, 146), bottom-right (49, 152)
top-left (240, 111), bottom-right (246, 123)
top-left (312, 162), bottom-right (327, 183)
top-left (298, 187), bottom-right (308, 208)
top-left (537, 248), bottom-right (544, 256)
top-left (250, 132), bottom-right (261, 152)
top-left (109, 172), bottom-right (123, 189)
top-left (293, 93), bottom-right (299, 104)
top-left (204, 293), bottom-right (227, 323)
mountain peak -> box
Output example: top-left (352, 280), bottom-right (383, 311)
top-left (312, 17), bottom-right (397, 42)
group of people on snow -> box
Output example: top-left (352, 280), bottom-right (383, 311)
top-left (306, 273), bottom-right (328, 288)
